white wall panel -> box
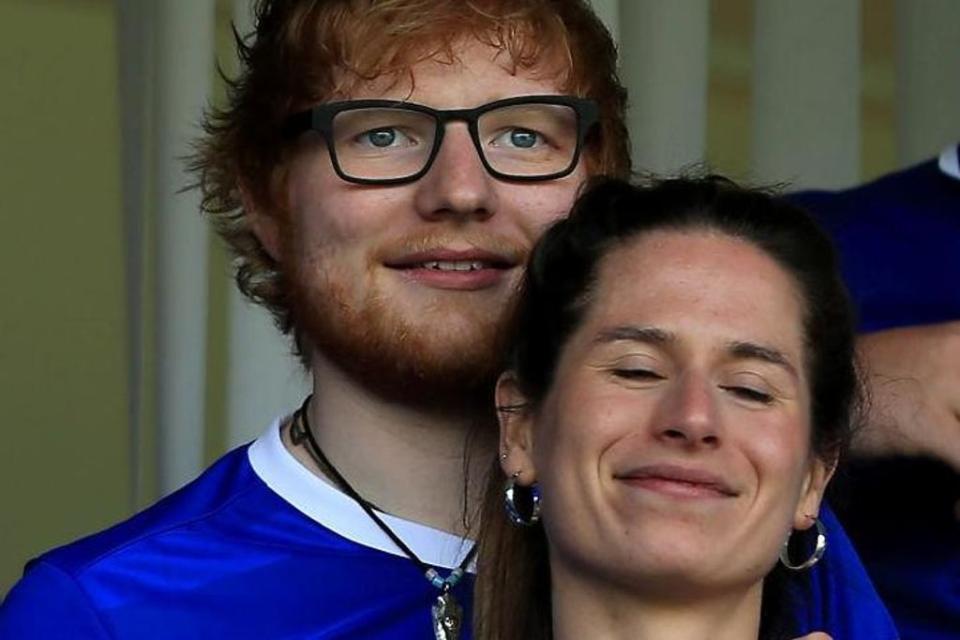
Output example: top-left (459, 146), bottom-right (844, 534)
top-left (116, 0), bottom-right (152, 507)
top-left (154, 0), bottom-right (216, 494)
top-left (619, 0), bottom-right (710, 174)
top-left (225, 0), bottom-right (309, 447)
top-left (226, 292), bottom-right (309, 445)
top-left (752, 0), bottom-right (861, 189)
top-left (895, 0), bottom-right (960, 165)
top-left (588, 0), bottom-right (619, 42)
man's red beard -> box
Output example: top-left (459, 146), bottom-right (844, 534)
top-left (284, 253), bottom-right (518, 411)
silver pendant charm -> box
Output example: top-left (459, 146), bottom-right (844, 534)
top-left (431, 590), bottom-right (463, 640)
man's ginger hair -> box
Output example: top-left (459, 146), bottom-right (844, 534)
top-left (190, 0), bottom-right (630, 344)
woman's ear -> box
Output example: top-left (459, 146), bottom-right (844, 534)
top-left (793, 454), bottom-right (837, 530)
top-left (495, 372), bottom-right (537, 485)
top-left (241, 183), bottom-right (283, 262)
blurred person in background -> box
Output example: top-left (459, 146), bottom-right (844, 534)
top-left (790, 142), bottom-right (960, 640)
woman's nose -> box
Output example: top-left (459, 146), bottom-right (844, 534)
top-left (655, 373), bottom-right (722, 449)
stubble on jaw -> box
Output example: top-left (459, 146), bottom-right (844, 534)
top-left (285, 250), bottom-right (519, 412)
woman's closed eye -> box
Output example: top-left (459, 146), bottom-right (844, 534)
top-left (600, 353), bottom-right (667, 383)
top-left (720, 384), bottom-right (775, 405)
top-left (612, 367), bottom-right (665, 381)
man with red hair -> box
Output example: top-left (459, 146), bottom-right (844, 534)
top-left (1, 2), bottom-right (897, 638)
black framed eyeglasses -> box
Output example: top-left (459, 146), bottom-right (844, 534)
top-left (283, 95), bottom-right (599, 185)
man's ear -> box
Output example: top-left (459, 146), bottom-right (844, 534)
top-left (793, 454), bottom-right (837, 530)
top-left (240, 183), bottom-right (283, 262)
top-left (495, 372), bottom-right (537, 485)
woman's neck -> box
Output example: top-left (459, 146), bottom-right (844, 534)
top-left (550, 570), bottom-right (764, 640)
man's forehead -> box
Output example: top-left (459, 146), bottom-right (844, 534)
top-left (328, 36), bottom-right (571, 103)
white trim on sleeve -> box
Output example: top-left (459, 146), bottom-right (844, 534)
top-left (939, 144), bottom-right (959, 180)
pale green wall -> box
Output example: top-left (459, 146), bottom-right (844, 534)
top-left (0, 0), bottom-right (129, 593)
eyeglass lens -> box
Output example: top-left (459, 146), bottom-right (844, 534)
top-left (330, 103), bottom-right (580, 181)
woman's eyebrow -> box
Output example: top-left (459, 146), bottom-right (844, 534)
top-left (592, 328), bottom-right (799, 379)
top-left (726, 340), bottom-right (798, 379)
top-left (593, 325), bottom-right (675, 346)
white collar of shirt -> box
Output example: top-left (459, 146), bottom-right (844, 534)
top-left (248, 416), bottom-right (476, 571)
top-left (939, 143), bottom-right (960, 180)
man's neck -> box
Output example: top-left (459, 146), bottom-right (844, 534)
top-left (551, 568), bottom-right (763, 640)
top-left (282, 355), bottom-right (496, 536)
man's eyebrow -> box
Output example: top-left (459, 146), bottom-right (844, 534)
top-left (593, 325), bottom-right (675, 346)
top-left (727, 340), bottom-right (799, 378)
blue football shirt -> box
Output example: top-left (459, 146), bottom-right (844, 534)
top-left (0, 419), bottom-right (475, 639)
top-left (789, 144), bottom-right (960, 333)
top-left (1, 417), bottom-right (897, 639)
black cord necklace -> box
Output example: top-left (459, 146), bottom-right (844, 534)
top-left (291, 396), bottom-right (476, 640)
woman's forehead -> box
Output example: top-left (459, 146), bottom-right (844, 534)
top-left (583, 230), bottom-right (807, 357)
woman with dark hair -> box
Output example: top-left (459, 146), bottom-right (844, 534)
top-left (473, 177), bottom-right (867, 640)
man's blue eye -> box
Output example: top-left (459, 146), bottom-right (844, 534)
top-left (509, 129), bottom-right (539, 148)
top-left (366, 129), bottom-right (397, 147)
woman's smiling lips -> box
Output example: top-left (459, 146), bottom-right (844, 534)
top-left (384, 248), bottom-right (519, 290)
top-left (614, 464), bottom-right (740, 499)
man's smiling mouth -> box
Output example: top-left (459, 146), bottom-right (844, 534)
top-left (383, 247), bottom-right (519, 290)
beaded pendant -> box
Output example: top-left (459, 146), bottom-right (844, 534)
top-left (431, 589), bottom-right (463, 640)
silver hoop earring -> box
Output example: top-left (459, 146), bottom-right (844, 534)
top-left (504, 475), bottom-right (541, 526)
top-left (779, 517), bottom-right (827, 571)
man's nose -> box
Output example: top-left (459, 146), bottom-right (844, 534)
top-left (654, 373), bottom-right (722, 449)
top-left (413, 123), bottom-right (497, 222)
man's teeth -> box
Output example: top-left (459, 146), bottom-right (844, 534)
top-left (420, 260), bottom-right (489, 272)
